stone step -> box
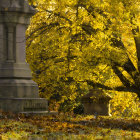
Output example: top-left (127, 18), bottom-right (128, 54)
top-left (20, 111), bottom-right (58, 116)
top-left (0, 79), bottom-right (39, 98)
top-left (0, 98), bottom-right (48, 112)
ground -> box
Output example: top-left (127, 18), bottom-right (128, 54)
top-left (0, 112), bottom-right (139, 140)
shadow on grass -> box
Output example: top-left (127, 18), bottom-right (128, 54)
top-left (59, 116), bottom-right (140, 132)
top-left (0, 111), bottom-right (139, 134)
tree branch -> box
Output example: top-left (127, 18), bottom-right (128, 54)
top-left (111, 65), bottom-right (132, 88)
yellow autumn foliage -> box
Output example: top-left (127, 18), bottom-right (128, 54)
top-left (26, 0), bottom-right (140, 114)
top-left (110, 92), bottom-right (140, 118)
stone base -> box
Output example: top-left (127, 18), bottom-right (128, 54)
top-left (0, 79), bottom-right (39, 98)
top-left (0, 98), bottom-right (48, 112)
top-left (20, 111), bottom-right (58, 116)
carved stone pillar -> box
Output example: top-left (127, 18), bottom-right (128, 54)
top-left (0, 0), bottom-right (48, 113)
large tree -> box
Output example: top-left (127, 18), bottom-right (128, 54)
top-left (26, 0), bottom-right (140, 107)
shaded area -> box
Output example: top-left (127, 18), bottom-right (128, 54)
top-left (0, 112), bottom-right (139, 136)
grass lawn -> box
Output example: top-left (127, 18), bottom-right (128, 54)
top-left (0, 113), bottom-right (139, 140)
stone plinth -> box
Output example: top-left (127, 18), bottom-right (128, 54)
top-left (0, 0), bottom-right (48, 113)
top-left (81, 89), bottom-right (112, 116)
top-left (0, 98), bottom-right (48, 112)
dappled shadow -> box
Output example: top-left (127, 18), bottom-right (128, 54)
top-left (69, 117), bottom-right (140, 132)
top-left (0, 111), bottom-right (139, 136)
top-left (42, 115), bottom-right (140, 132)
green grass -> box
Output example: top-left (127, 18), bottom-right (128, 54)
top-left (0, 114), bottom-right (139, 140)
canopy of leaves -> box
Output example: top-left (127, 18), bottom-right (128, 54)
top-left (26, 0), bottom-right (140, 112)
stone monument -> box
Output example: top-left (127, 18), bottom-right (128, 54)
top-left (0, 0), bottom-right (48, 113)
top-left (81, 89), bottom-right (112, 116)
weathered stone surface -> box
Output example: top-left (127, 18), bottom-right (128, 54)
top-left (0, 98), bottom-right (48, 112)
top-left (0, 79), bottom-right (38, 98)
top-left (81, 89), bottom-right (112, 116)
top-left (0, 0), bottom-right (34, 13)
top-left (0, 0), bottom-right (48, 113)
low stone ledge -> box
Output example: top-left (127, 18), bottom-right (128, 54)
top-left (19, 111), bottom-right (58, 116)
top-left (0, 97), bottom-right (48, 112)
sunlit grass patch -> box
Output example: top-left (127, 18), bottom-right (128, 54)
top-left (0, 114), bottom-right (139, 139)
